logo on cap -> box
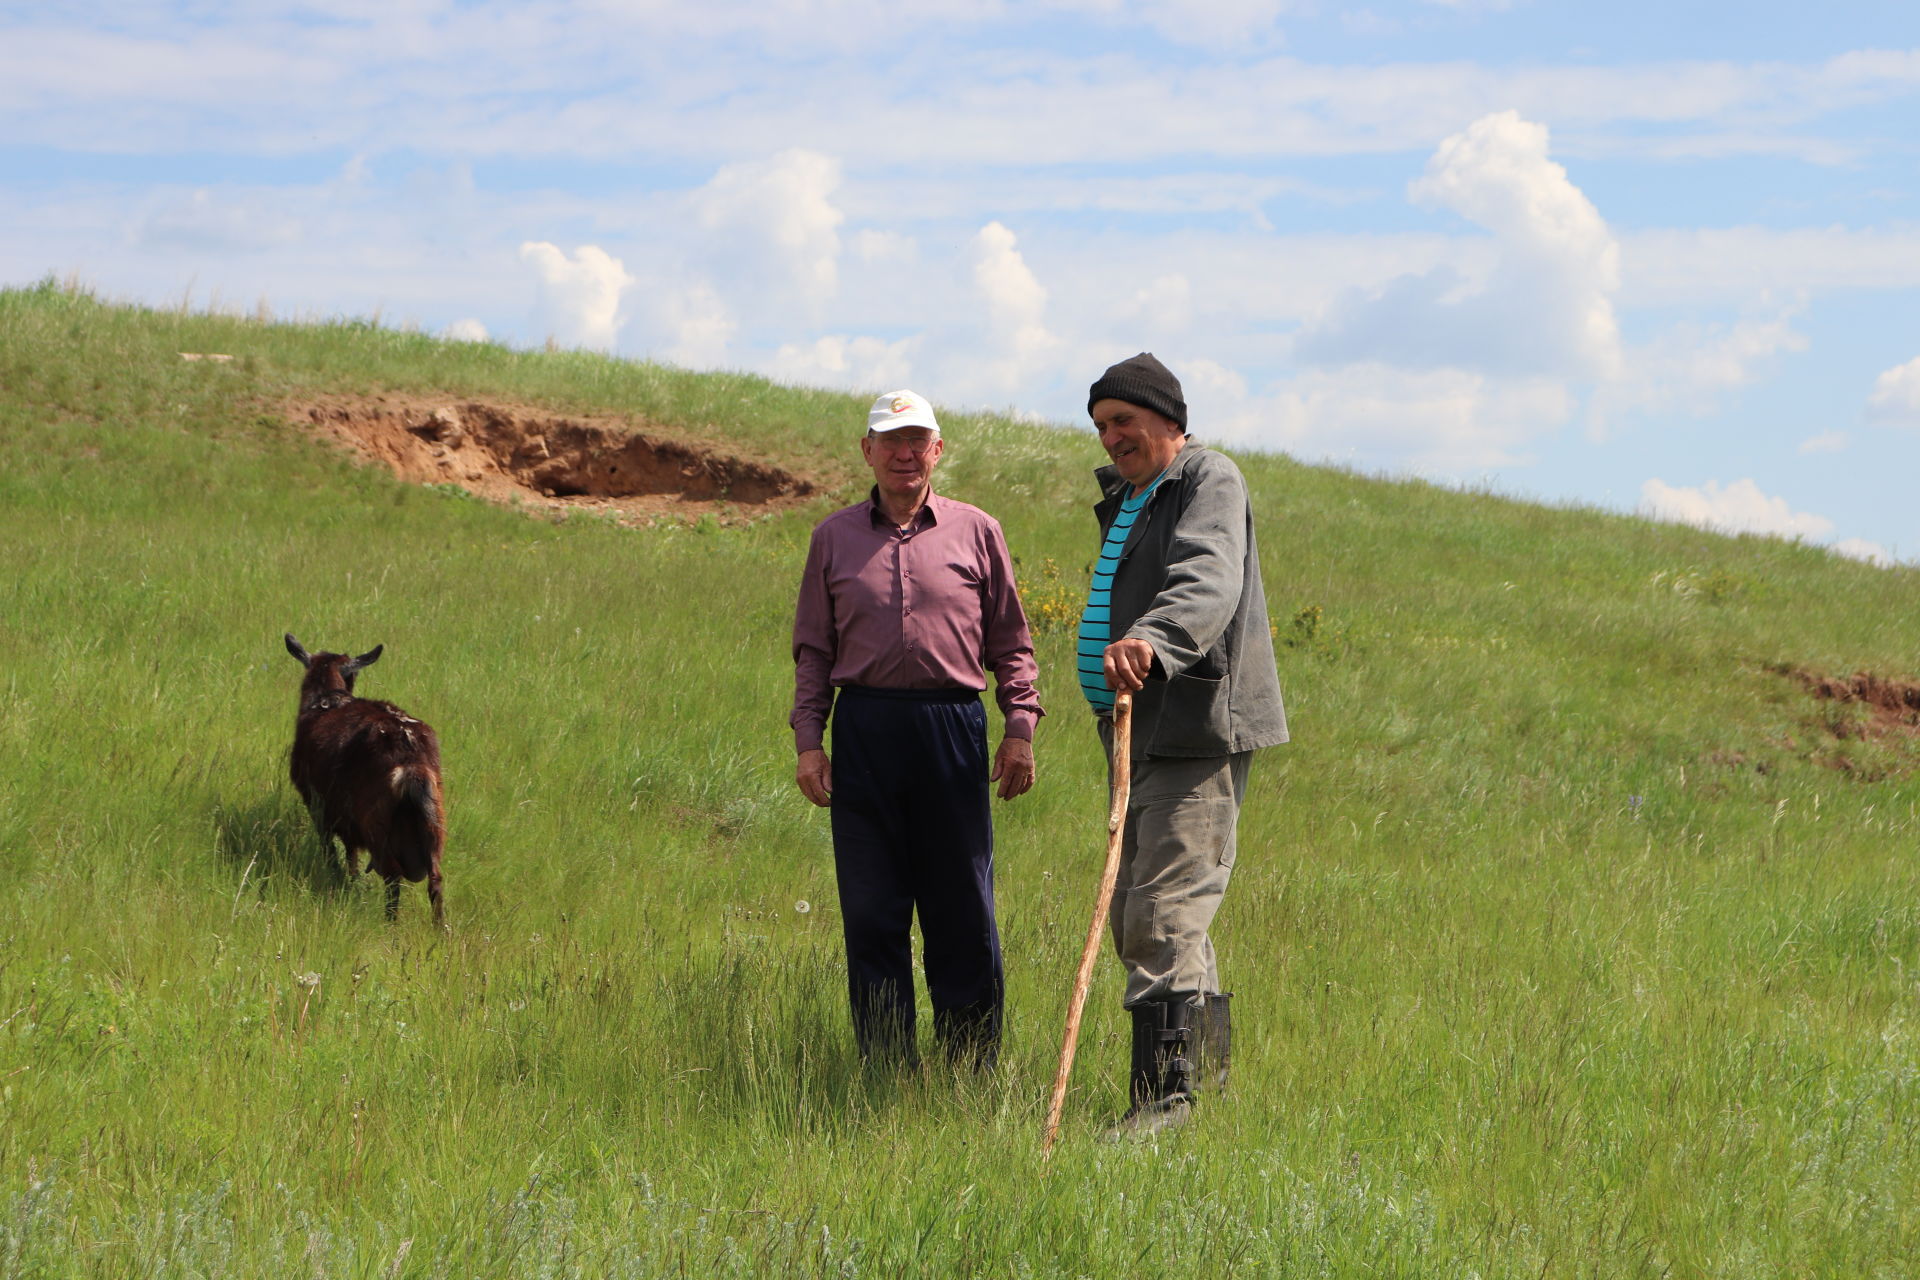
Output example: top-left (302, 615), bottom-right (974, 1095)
top-left (890, 396), bottom-right (913, 414)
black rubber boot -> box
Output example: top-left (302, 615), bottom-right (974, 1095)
top-left (1126, 1004), bottom-right (1161, 1111)
top-left (1192, 992), bottom-right (1232, 1095)
top-left (1111, 999), bottom-right (1196, 1138)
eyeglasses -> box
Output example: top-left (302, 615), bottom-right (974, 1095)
top-left (870, 433), bottom-right (938, 455)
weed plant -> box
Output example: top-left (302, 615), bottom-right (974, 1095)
top-left (2, 279), bottom-right (1919, 1275)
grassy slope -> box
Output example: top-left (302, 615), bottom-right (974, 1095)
top-left (3, 279), bottom-right (1918, 1276)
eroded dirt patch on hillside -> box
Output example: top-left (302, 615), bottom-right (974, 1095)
top-left (1702, 666), bottom-right (1920, 785)
top-left (1768, 665), bottom-right (1920, 779)
top-left (1781, 667), bottom-right (1920, 741)
top-left (295, 393), bottom-right (826, 525)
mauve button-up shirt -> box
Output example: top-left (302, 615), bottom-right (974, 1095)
top-left (790, 490), bottom-right (1043, 754)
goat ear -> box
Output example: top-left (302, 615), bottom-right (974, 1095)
top-left (346, 644), bottom-right (385, 673)
top-left (285, 634), bottom-right (312, 667)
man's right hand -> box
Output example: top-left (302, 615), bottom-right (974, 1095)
top-left (1103, 637), bottom-right (1157, 694)
top-left (796, 748), bottom-right (833, 807)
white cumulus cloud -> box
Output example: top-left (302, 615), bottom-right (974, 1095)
top-left (443, 317), bottom-right (488, 342)
top-left (1121, 273), bottom-right (1195, 342)
top-left (1638, 477), bottom-right (1833, 540)
top-left (651, 281), bottom-right (736, 369)
top-left (693, 148), bottom-right (845, 308)
top-left (1172, 356), bottom-right (1250, 418)
top-left (1203, 363), bottom-right (1573, 473)
top-left (1590, 299), bottom-right (1808, 433)
top-left (768, 334), bottom-right (918, 393)
top-left (1654, 305), bottom-right (1807, 398)
top-left (851, 229), bottom-right (916, 266)
top-left (1832, 537), bottom-right (1895, 566)
top-left (1866, 355), bottom-right (1920, 426)
top-left (969, 221), bottom-right (1060, 395)
top-left (519, 242), bottom-right (634, 350)
top-left (1295, 110), bottom-right (1621, 381)
top-left (1797, 430), bottom-right (1848, 454)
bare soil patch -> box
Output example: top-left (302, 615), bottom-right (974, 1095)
top-left (1768, 664), bottom-right (1920, 778)
top-left (1781, 666), bottom-right (1920, 742)
top-left (295, 393), bottom-right (826, 525)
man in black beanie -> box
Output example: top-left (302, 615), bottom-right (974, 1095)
top-left (1074, 351), bottom-right (1288, 1134)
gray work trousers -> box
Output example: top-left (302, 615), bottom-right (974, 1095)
top-left (1098, 718), bottom-right (1251, 1007)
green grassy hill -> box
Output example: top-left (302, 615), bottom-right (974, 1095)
top-left (3, 278), bottom-right (1918, 1276)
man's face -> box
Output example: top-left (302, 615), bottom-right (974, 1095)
top-left (1091, 398), bottom-right (1183, 489)
top-left (861, 427), bottom-right (943, 500)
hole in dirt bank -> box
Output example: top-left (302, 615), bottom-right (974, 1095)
top-left (296, 394), bottom-right (829, 525)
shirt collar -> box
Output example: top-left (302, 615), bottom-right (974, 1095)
top-left (865, 486), bottom-right (941, 530)
top-left (1097, 443), bottom-right (1204, 503)
top-left (1127, 470), bottom-right (1169, 504)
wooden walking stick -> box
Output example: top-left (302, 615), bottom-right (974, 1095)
top-left (1042, 690), bottom-right (1132, 1158)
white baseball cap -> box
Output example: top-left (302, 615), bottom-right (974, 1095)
top-left (867, 389), bottom-right (940, 434)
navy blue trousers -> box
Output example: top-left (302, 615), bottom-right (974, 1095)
top-left (829, 686), bottom-right (1003, 1066)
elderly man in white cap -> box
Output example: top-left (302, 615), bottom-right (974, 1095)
top-left (790, 390), bottom-right (1043, 1069)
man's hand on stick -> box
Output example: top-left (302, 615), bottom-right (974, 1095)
top-left (1102, 638), bottom-right (1155, 694)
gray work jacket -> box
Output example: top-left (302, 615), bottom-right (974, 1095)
top-left (1094, 443), bottom-right (1289, 758)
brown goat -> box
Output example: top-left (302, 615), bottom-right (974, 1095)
top-left (285, 634), bottom-right (446, 927)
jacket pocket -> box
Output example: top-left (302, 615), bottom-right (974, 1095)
top-left (1158, 668), bottom-right (1233, 753)
top-left (1185, 648), bottom-right (1228, 681)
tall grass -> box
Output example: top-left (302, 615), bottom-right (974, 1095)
top-left (2, 278), bottom-right (1918, 1275)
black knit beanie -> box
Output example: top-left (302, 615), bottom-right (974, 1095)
top-left (1087, 352), bottom-right (1187, 432)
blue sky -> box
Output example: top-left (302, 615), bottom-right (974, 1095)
top-left (6, 1), bottom-right (1918, 562)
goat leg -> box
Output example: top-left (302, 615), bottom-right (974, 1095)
top-left (428, 869), bottom-right (446, 931)
top-left (306, 808), bottom-right (341, 873)
top-left (384, 876), bottom-right (402, 921)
